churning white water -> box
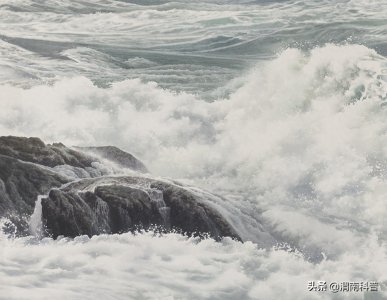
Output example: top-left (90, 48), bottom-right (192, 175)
top-left (1, 0), bottom-right (387, 299)
top-left (1, 42), bottom-right (386, 300)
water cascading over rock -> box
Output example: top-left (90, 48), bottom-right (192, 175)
top-left (0, 136), bottom-right (241, 241)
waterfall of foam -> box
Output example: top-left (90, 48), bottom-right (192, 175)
top-left (94, 197), bottom-right (111, 233)
top-left (29, 195), bottom-right (44, 238)
top-left (147, 189), bottom-right (170, 229)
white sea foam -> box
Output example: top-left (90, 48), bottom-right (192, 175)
top-left (28, 196), bottom-right (44, 239)
top-left (0, 231), bottom-right (386, 300)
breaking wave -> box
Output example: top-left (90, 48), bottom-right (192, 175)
top-left (1, 43), bottom-right (387, 299)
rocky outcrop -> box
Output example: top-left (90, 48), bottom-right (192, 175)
top-left (151, 181), bottom-right (238, 240)
top-left (0, 136), bottom-right (145, 232)
top-left (41, 177), bottom-right (241, 241)
top-left (0, 136), bottom-right (95, 168)
top-left (0, 154), bottom-right (68, 234)
top-left (0, 136), bottom-right (240, 241)
top-left (0, 136), bottom-right (147, 172)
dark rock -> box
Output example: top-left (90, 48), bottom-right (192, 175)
top-left (42, 184), bottom-right (161, 238)
top-left (0, 136), bottom-right (94, 168)
top-left (41, 176), bottom-right (241, 241)
top-left (93, 185), bottom-right (157, 232)
top-left (0, 136), bottom-right (147, 233)
top-left (0, 136), bottom-right (240, 241)
top-left (151, 181), bottom-right (240, 241)
top-left (0, 136), bottom-right (147, 172)
top-left (0, 154), bottom-right (68, 233)
top-left (41, 189), bottom-right (97, 238)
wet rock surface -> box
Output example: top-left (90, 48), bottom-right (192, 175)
top-left (41, 177), bottom-right (241, 241)
top-left (0, 136), bottom-right (94, 168)
top-left (0, 136), bottom-right (147, 171)
top-left (0, 154), bottom-right (68, 234)
top-left (0, 136), bottom-right (240, 241)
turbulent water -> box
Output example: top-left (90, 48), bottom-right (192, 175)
top-left (1, 0), bottom-right (387, 299)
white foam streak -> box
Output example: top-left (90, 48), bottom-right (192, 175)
top-left (28, 196), bottom-right (44, 238)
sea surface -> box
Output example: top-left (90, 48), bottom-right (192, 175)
top-left (1, 0), bottom-right (387, 299)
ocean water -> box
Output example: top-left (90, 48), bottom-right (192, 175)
top-left (1, 0), bottom-right (387, 299)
